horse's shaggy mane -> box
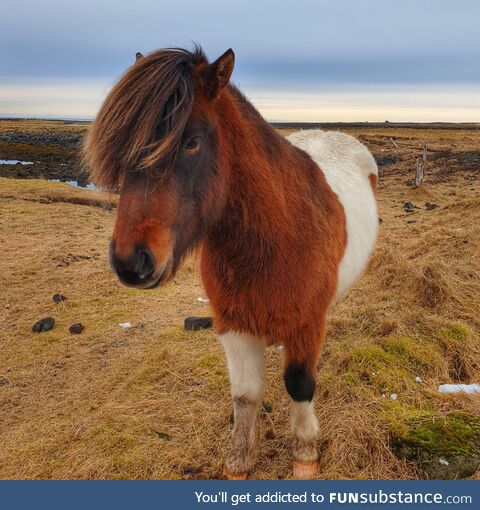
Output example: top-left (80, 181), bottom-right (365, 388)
top-left (83, 46), bottom-right (208, 190)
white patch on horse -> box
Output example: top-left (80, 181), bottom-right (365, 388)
top-left (291, 400), bottom-right (319, 443)
top-left (220, 331), bottom-right (265, 400)
top-left (287, 130), bottom-right (378, 298)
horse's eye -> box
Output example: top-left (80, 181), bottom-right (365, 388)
top-left (184, 137), bottom-right (201, 156)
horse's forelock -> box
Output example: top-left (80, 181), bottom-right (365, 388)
top-left (84, 46), bottom-right (208, 191)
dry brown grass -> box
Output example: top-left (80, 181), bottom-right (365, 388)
top-left (0, 125), bottom-right (479, 480)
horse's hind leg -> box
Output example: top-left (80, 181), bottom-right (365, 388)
top-left (284, 324), bottom-right (325, 478)
top-left (220, 331), bottom-right (265, 479)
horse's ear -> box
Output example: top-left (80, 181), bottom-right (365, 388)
top-left (135, 52), bottom-right (144, 62)
top-left (201, 49), bottom-right (235, 99)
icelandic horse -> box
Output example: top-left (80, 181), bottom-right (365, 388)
top-left (83, 47), bottom-right (378, 479)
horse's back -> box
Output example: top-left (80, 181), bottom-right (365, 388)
top-left (287, 129), bottom-right (378, 298)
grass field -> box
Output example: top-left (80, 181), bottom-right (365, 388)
top-left (0, 121), bottom-right (479, 479)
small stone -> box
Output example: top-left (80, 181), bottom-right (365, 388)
top-left (378, 217), bottom-right (383, 224)
top-left (53, 293), bottom-right (67, 303)
top-left (262, 401), bottom-right (273, 413)
top-left (407, 220), bottom-right (417, 224)
top-left (156, 431), bottom-right (172, 441)
top-left (390, 393), bottom-right (398, 401)
top-left (403, 201), bottom-right (420, 213)
top-left (267, 449), bottom-right (277, 459)
top-left (265, 429), bottom-right (275, 440)
top-left (182, 465), bottom-right (196, 475)
top-left (416, 376), bottom-right (422, 382)
top-left (0, 377), bottom-right (9, 385)
top-left (69, 323), bottom-right (84, 334)
top-left (425, 202), bottom-right (439, 211)
top-left (32, 317), bottom-right (55, 333)
top-left (184, 316), bottom-right (213, 331)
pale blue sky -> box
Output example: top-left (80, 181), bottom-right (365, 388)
top-left (2, 0), bottom-right (479, 121)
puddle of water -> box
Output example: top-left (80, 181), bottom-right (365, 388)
top-left (0, 159), bottom-right (34, 165)
top-left (49, 179), bottom-right (99, 191)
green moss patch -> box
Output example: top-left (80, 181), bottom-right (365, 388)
top-left (436, 322), bottom-right (470, 348)
top-left (342, 336), bottom-right (443, 394)
top-left (391, 412), bottom-right (480, 479)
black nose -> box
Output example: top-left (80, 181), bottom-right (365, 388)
top-left (110, 243), bottom-right (156, 287)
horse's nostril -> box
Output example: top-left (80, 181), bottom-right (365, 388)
top-left (110, 243), bottom-right (157, 287)
top-left (136, 248), bottom-right (154, 280)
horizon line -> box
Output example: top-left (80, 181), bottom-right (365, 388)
top-left (1, 115), bottom-right (479, 126)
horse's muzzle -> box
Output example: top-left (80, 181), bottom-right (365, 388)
top-left (109, 242), bottom-right (168, 289)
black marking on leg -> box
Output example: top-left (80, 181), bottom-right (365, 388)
top-left (284, 363), bottom-right (316, 402)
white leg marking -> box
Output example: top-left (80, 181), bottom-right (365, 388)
top-left (291, 401), bottom-right (319, 443)
top-left (291, 400), bottom-right (319, 463)
top-left (220, 331), bottom-right (266, 475)
top-left (220, 331), bottom-right (265, 400)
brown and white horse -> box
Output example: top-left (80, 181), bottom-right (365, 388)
top-left (84, 47), bottom-right (378, 479)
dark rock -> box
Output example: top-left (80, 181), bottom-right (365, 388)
top-left (0, 377), bottom-right (9, 385)
top-left (407, 220), bottom-right (417, 224)
top-left (378, 217), bottom-right (383, 224)
top-left (52, 293), bottom-right (67, 303)
top-left (184, 316), bottom-right (213, 331)
top-left (32, 317), bottom-right (55, 333)
top-left (267, 449), bottom-right (277, 459)
top-left (265, 429), bottom-right (276, 440)
top-left (69, 323), bottom-right (84, 334)
top-left (403, 201), bottom-right (418, 213)
top-left (375, 155), bottom-right (399, 168)
top-left (156, 431), bottom-right (172, 441)
top-left (262, 401), bottom-right (273, 413)
top-left (425, 202), bottom-right (439, 211)
top-left (182, 465), bottom-right (197, 475)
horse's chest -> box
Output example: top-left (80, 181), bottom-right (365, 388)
top-left (200, 247), bottom-right (324, 338)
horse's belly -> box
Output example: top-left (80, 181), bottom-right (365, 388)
top-left (331, 170), bottom-right (378, 298)
top-left (287, 130), bottom-right (378, 299)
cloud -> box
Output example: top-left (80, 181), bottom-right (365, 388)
top-left (2, 0), bottom-right (479, 85)
top-left (1, 0), bottom-right (479, 119)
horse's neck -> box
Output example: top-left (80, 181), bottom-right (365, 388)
top-left (210, 89), bottom-right (298, 248)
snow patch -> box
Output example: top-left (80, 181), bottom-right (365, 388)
top-left (0, 159), bottom-right (33, 165)
top-left (439, 384), bottom-right (480, 394)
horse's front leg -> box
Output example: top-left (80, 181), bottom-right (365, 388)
top-left (220, 331), bottom-right (265, 479)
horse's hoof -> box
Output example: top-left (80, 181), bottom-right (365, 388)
top-left (223, 468), bottom-right (248, 480)
top-left (293, 459), bottom-right (318, 478)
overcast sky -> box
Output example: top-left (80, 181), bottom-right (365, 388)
top-left (1, 0), bottom-right (479, 121)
